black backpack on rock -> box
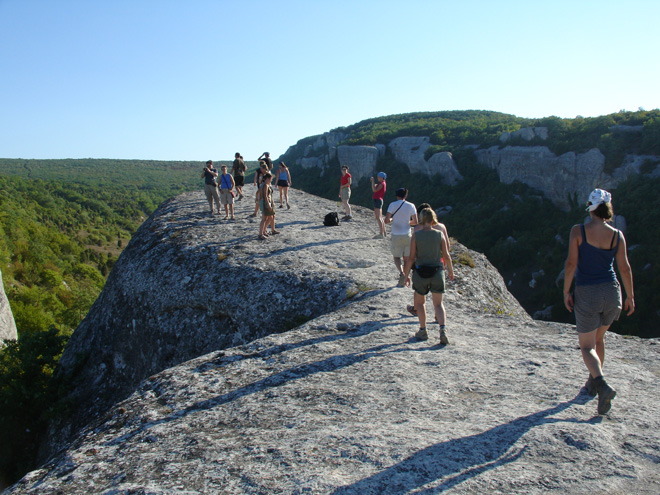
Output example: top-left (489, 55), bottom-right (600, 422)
top-left (323, 211), bottom-right (339, 226)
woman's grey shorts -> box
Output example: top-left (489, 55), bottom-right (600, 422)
top-left (412, 268), bottom-right (446, 296)
top-left (574, 280), bottom-right (622, 333)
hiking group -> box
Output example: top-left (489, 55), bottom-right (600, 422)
top-left (202, 158), bottom-right (635, 416)
top-left (201, 152), bottom-right (291, 241)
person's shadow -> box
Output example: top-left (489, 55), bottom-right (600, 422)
top-left (331, 392), bottom-right (598, 494)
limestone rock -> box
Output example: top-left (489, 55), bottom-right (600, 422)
top-left (336, 145), bottom-right (379, 183)
top-left (388, 137), bottom-right (463, 184)
top-left (475, 146), bottom-right (610, 211)
top-left (613, 154), bottom-right (660, 180)
top-left (12, 188), bottom-right (660, 494)
top-left (0, 269), bottom-right (18, 344)
top-left (500, 127), bottom-right (549, 143)
top-left (39, 186), bottom-right (524, 463)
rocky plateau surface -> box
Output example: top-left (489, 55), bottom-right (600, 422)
top-left (12, 186), bottom-right (660, 494)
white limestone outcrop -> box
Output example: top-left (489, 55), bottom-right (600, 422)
top-left (0, 269), bottom-right (17, 344)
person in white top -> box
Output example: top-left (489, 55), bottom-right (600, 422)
top-left (385, 188), bottom-right (418, 286)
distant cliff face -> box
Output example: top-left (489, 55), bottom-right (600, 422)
top-left (42, 186), bottom-right (525, 462)
top-left (289, 131), bottom-right (463, 185)
top-left (283, 127), bottom-right (660, 211)
top-left (0, 269), bottom-right (18, 344)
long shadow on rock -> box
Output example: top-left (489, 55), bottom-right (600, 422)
top-left (330, 393), bottom-right (599, 495)
top-left (106, 331), bottom-right (429, 447)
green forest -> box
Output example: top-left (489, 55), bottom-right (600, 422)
top-left (0, 158), bottom-right (258, 485)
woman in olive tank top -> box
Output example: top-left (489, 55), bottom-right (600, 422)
top-left (403, 208), bottom-right (454, 344)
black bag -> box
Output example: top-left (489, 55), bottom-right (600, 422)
top-left (323, 211), bottom-right (339, 226)
top-left (414, 265), bottom-right (440, 278)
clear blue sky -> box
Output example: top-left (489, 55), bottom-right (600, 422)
top-left (1, 0), bottom-right (658, 162)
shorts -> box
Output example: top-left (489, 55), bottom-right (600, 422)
top-left (412, 267), bottom-right (445, 296)
top-left (373, 198), bottom-right (383, 209)
top-left (220, 189), bottom-right (234, 205)
top-left (340, 187), bottom-right (351, 202)
top-left (234, 175), bottom-right (244, 187)
top-left (204, 184), bottom-right (219, 204)
top-left (574, 280), bottom-right (622, 333)
top-left (390, 234), bottom-right (411, 258)
top-left (277, 179), bottom-right (289, 188)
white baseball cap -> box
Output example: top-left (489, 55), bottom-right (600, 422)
top-left (586, 188), bottom-right (612, 211)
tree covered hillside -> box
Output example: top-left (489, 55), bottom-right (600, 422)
top-left (0, 158), bottom-right (241, 485)
top-left (279, 110), bottom-right (660, 339)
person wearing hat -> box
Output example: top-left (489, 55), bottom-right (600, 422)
top-left (563, 188), bottom-right (635, 415)
top-left (370, 172), bottom-right (387, 238)
top-left (385, 188), bottom-right (418, 286)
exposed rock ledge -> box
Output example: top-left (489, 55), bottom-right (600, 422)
top-left (0, 269), bottom-right (18, 344)
top-left (16, 187), bottom-right (660, 494)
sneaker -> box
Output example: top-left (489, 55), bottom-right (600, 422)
top-left (584, 375), bottom-right (597, 396)
top-left (344, 215), bottom-right (352, 220)
top-left (397, 273), bottom-right (406, 287)
top-left (414, 328), bottom-right (428, 341)
top-left (439, 327), bottom-right (450, 345)
top-left (287, 203), bottom-right (291, 210)
top-left (406, 305), bottom-right (418, 317)
top-left (596, 378), bottom-right (616, 415)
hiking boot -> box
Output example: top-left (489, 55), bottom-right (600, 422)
top-left (595, 378), bottom-right (616, 415)
top-left (439, 327), bottom-right (450, 345)
top-left (406, 305), bottom-right (417, 317)
top-left (584, 375), bottom-right (597, 396)
top-left (414, 328), bottom-right (428, 341)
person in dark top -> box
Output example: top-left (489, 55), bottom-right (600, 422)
top-left (201, 160), bottom-right (220, 214)
top-left (250, 161), bottom-right (268, 218)
top-left (258, 152), bottom-right (273, 172)
top-left (232, 152), bottom-right (247, 200)
top-left (563, 188), bottom-right (635, 415)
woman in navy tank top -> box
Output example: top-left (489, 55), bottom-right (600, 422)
top-left (563, 189), bottom-right (635, 415)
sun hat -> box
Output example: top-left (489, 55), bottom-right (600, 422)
top-left (377, 172), bottom-right (387, 179)
top-left (586, 188), bottom-right (612, 211)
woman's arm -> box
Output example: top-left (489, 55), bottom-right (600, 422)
top-left (563, 224), bottom-right (580, 312)
top-left (441, 233), bottom-right (454, 281)
top-left (403, 234), bottom-right (417, 286)
top-left (615, 232), bottom-right (635, 315)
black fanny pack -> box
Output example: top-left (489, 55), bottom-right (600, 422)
top-left (414, 265), bottom-right (441, 278)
